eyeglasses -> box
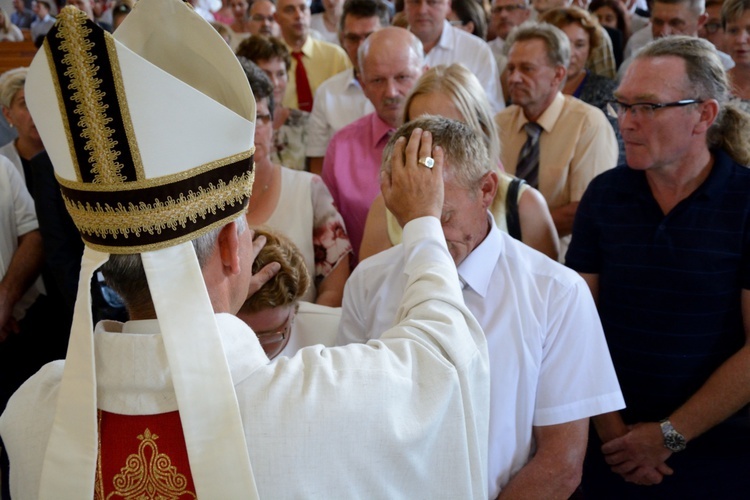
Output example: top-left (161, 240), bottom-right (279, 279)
top-left (491, 4), bottom-right (527, 14)
top-left (255, 304), bottom-right (298, 358)
top-left (606, 99), bottom-right (704, 119)
top-left (703, 21), bottom-right (722, 34)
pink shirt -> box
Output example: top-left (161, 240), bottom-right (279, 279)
top-left (321, 112), bottom-right (393, 265)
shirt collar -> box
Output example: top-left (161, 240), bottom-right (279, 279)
top-left (457, 212), bottom-right (503, 298)
top-left (370, 112), bottom-right (395, 145)
top-left (515, 91), bottom-right (565, 134)
top-left (285, 35), bottom-right (314, 57)
top-left (347, 68), bottom-right (363, 90)
top-left (435, 20), bottom-right (454, 51)
top-left (615, 149), bottom-right (733, 201)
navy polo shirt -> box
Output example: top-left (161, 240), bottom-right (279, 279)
top-left (566, 149), bottom-right (750, 424)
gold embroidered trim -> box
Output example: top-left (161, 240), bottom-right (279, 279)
top-left (105, 33), bottom-right (145, 180)
top-left (106, 428), bottom-right (197, 499)
top-left (56, 9), bottom-right (126, 184)
top-left (86, 205), bottom-right (250, 254)
top-left (56, 149), bottom-right (254, 192)
top-left (62, 168), bottom-right (254, 242)
top-left (44, 29), bottom-right (82, 182)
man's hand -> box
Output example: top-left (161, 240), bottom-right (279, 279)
top-left (601, 422), bottom-right (674, 485)
top-left (381, 128), bottom-right (445, 228)
top-left (245, 231), bottom-right (280, 300)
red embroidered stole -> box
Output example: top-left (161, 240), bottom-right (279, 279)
top-left (95, 410), bottom-right (197, 499)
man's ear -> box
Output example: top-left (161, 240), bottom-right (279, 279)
top-left (696, 11), bottom-right (709, 30)
top-left (481, 170), bottom-right (500, 209)
top-left (217, 221), bottom-right (242, 276)
top-left (694, 98), bottom-right (720, 135)
top-left (553, 64), bottom-right (567, 88)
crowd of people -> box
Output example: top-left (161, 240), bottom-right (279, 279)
top-left (0, 0), bottom-right (749, 497)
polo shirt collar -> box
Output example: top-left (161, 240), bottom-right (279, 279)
top-left (457, 212), bottom-right (503, 298)
top-left (689, 149), bottom-right (734, 201)
top-left (370, 112), bottom-right (395, 145)
top-left (615, 149), bottom-right (735, 202)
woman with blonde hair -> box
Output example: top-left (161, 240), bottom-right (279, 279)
top-left (0, 7), bottom-right (23, 42)
top-left (0, 67), bottom-right (44, 183)
top-left (359, 63), bottom-right (559, 261)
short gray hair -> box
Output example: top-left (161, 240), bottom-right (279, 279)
top-left (0, 67), bottom-right (27, 109)
top-left (101, 214), bottom-right (248, 314)
top-left (381, 115), bottom-right (492, 190)
top-left (504, 21), bottom-right (571, 69)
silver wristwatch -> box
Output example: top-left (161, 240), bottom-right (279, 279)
top-left (659, 419), bottom-right (687, 452)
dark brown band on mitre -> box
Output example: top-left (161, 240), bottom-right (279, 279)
top-left (58, 154), bottom-right (254, 253)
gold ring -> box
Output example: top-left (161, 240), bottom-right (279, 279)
top-left (418, 156), bottom-right (435, 169)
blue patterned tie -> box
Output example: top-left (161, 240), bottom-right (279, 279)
top-left (515, 122), bottom-right (542, 189)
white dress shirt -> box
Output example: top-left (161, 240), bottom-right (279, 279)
top-left (423, 20), bottom-right (505, 113)
top-left (338, 214), bottom-right (624, 498)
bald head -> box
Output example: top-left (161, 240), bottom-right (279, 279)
top-left (358, 27), bottom-right (425, 128)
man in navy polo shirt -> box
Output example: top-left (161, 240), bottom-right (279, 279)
top-left (567, 35), bottom-right (750, 498)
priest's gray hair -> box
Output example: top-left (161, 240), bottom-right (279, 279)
top-left (100, 214), bottom-right (248, 315)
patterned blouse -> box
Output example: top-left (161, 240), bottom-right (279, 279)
top-left (273, 109), bottom-right (309, 171)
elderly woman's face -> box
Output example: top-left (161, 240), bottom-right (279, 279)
top-left (253, 97), bottom-right (274, 161)
top-left (562, 22), bottom-right (590, 80)
top-left (237, 303), bottom-right (296, 359)
top-left (2, 88), bottom-right (40, 145)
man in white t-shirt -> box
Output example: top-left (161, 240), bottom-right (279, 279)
top-left (338, 115), bottom-right (624, 499)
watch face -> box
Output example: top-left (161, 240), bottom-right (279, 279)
top-left (665, 432), bottom-right (686, 452)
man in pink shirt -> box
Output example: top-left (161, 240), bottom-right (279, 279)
top-left (322, 27), bottom-right (425, 265)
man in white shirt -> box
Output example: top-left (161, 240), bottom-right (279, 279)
top-left (306, 0), bottom-right (388, 174)
top-left (338, 115), bottom-right (624, 499)
top-left (404, 0), bottom-right (505, 112)
top-left (620, 0), bottom-right (734, 77)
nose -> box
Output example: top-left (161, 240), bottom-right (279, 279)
top-left (384, 78), bottom-right (399, 97)
top-left (506, 67), bottom-right (521, 84)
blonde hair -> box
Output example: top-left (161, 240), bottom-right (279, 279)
top-left (539, 6), bottom-right (603, 61)
top-left (403, 64), bottom-right (501, 162)
top-left (0, 67), bottom-right (27, 109)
